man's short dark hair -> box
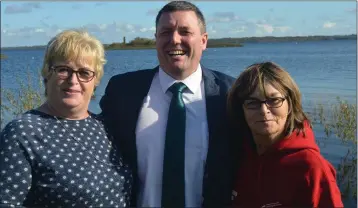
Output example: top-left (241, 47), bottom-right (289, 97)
top-left (155, 1), bottom-right (206, 33)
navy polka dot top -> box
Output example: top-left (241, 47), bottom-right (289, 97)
top-left (0, 110), bottom-right (132, 207)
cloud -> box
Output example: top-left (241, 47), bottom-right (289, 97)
top-left (318, 15), bottom-right (346, 23)
top-left (251, 23), bottom-right (291, 35)
top-left (230, 26), bottom-right (247, 33)
top-left (1, 25), bottom-right (63, 47)
top-left (342, 24), bottom-right (352, 29)
top-left (83, 24), bottom-right (108, 33)
top-left (147, 9), bottom-right (159, 16)
top-left (39, 16), bottom-right (53, 28)
top-left (256, 24), bottom-right (274, 34)
top-left (323, 21), bottom-right (336, 28)
top-left (139, 27), bottom-right (156, 33)
top-left (275, 26), bottom-right (291, 33)
top-left (2, 20), bottom-right (195, 47)
top-left (40, 20), bottom-right (50, 28)
top-left (95, 2), bottom-right (107, 6)
top-left (4, 3), bottom-right (41, 14)
top-left (209, 12), bottom-right (240, 23)
top-left (2, 27), bottom-right (43, 38)
top-left (81, 22), bottom-right (150, 35)
top-left (222, 16), bottom-right (292, 36)
top-left (35, 28), bottom-right (45, 33)
top-left (72, 4), bottom-right (82, 10)
top-left (345, 8), bottom-right (357, 13)
top-left (207, 25), bottom-right (217, 34)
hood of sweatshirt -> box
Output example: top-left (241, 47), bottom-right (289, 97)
top-left (233, 121), bottom-right (343, 207)
top-left (268, 121), bottom-right (320, 155)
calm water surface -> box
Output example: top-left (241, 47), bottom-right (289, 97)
top-left (1, 39), bottom-right (357, 206)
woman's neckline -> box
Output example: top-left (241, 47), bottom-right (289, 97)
top-left (29, 109), bottom-right (95, 122)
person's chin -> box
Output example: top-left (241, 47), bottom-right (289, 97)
top-left (61, 98), bottom-right (82, 108)
top-left (165, 63), bottom-right (185, 73)
top-left (253, 125), bottom-right (276, 135)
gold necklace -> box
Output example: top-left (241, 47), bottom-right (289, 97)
top-left (52, 115), bottom-right (124, 167)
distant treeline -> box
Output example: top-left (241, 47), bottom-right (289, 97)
top-left (105, 37), bottom-right (243, 50)
top-left (214, 34), bottom-right (357, 43)
top-left (1, 34), bottom-right (356, 51)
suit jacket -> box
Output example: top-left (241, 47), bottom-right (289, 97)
top-left (99, 65), bottom-right (240, 207)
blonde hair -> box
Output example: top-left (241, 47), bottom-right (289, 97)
top-left (227, 62), bottom-right (311, 139)
top-left (41, 29), bottom-right (106, 87)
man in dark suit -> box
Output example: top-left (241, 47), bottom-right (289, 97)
top-left (100, 1), bottom-right (239, 207)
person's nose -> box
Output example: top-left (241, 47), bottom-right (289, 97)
top-left (258, 102), bottom-right (270, 115)
top-left (170, 31), bottom-right (181, 45)
top-left (67, 71), bottom-right (79, 85)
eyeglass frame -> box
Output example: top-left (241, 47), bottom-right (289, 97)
top-left (243, 97), bottom-right (287, 109)
top-left (49, 65), bottom-right (96, 83)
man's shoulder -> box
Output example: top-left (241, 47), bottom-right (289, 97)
top-left (203, 67), bottom-right (236, 85)
top-left (109, 68), bottom-right (156, 84)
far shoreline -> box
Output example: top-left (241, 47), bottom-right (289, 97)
top-left (1, 34), bottom-right (356, 51)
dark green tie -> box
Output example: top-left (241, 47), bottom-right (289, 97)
top-left (162, 82), bottom-right (187, 208)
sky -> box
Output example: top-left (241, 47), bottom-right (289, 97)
top-left (1, 1), bottom-right (357, 47)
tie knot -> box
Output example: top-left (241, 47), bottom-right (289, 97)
top-left (168, 82), bottom-right (187, 94)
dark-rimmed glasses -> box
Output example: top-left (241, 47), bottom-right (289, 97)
top-left (50, 65), bottom-right (96, 83)
top-left (243, 97), bottom-right (286, 109)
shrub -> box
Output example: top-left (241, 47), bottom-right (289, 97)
top-left (0, 71), bottom-right (45, 128)
top-left (313, 97), bottom-right (357, 202)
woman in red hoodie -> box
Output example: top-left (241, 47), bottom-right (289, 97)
top-left (227, 62), bottom-right (343, 208)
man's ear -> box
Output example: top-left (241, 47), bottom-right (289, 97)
top-left (201, 32), bottom-right (208, 50)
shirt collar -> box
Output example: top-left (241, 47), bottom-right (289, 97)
top-left (159, 64), bottom-right (202, 94)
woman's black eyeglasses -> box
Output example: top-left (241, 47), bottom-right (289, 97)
top-left (50, 65), bottom-right (96, 83)
top-left (243, 97), bottom-right (286, 109)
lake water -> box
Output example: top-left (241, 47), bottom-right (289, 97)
top-left (1, 39), bottom-right (357, 206)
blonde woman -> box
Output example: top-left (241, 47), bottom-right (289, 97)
top-left (0, 29), bottom-right (132, 207)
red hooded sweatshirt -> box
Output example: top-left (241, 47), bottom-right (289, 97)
top-left (232, 122), bottom-right (344, 208)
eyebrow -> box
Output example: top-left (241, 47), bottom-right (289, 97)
top-left (247, 93), bottom-right (283, 100)
top-left (53, 65), bottom-right (92, 71)
top-left (178, 26), bottom-right (190, 30)
top-left (158, 25), bottom-right (191, 31)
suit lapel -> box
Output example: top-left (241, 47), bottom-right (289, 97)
top-left (120, 67), bottom-right (159, 173)
top-left (201, 66), bottom-right (220, 203)
top-left (123, 66), bottom-right (159, 206)
top-left (126, 66), bottom-right (159, 136)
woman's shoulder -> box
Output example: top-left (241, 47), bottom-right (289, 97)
top-left (1, 110), bottom-right (54, 137)
top-left (3, 110), bottom-right (41, 127)
top-left (88, 111), bottom-right (103, 121)
top-left (293, 149), bottom-right (337, 181)
top-left (87, 112), bottom-right (106, 127)
top-left (87, 112), bottom-right (113, 138)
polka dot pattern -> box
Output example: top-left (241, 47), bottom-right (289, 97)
top-left (0, 110), bottom-right (132, 207)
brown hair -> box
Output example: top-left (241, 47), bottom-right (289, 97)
top-left (155, 1), bottom-right (206, 33)
top-left (227, 61), bottom-right (311, 139)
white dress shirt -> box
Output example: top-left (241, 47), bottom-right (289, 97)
top-left (135, 65), bottom-right (209, 207)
